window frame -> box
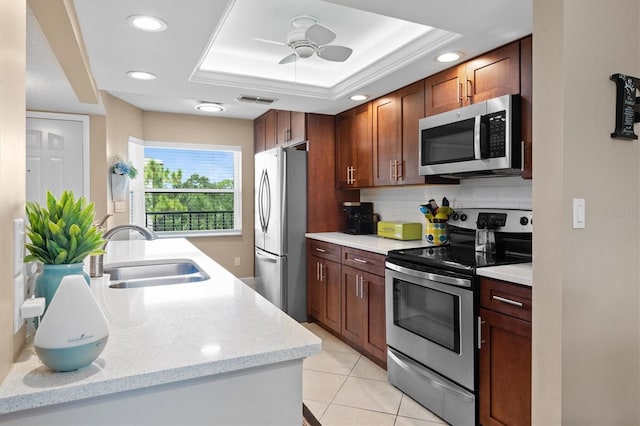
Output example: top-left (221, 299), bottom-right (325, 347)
top-left (128, 139), bottom-right (242, 238)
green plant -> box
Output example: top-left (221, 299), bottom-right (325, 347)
top-left (25, 191), bottom-right (106, 265)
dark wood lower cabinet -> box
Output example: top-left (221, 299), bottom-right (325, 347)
top-left (307, 240), bottom-right (387, 366)
top-left (340, 265), bottom-right (387, 365)
top-left (307, 242), bottom-right (342, 334)
top-left (479, 278), bottom-right (532, 426)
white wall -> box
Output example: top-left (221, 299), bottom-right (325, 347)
top-left (533, 0), bottom-right (640, 424)
top-left (361, 177), bottom-right (532, 225)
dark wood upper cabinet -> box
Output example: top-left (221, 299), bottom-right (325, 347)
top-left (425, 40), bottom-right (521, 116)
top-left (424, 66), bottom-right (465, 116)
top-left (335, 103), bottom-right (373, 188)
top-left (372, 94), bottom-right (399, 186)
top-left (465, 41), bottom-right (520, 104)
top-left (254, 110), bottom-right (276, 153)
top-left (372, 81), bottom-right (426, 186)
top-left (276, 110), bottom-right (306, 146)
top-left (254, 112), bottom-right (266, 154)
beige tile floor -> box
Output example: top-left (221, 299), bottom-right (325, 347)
top-left (302, 322), bottom-right (449, 426)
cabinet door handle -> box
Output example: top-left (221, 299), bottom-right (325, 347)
top-left (316, 261), bottom-right (320, 281)
top-left (458, 80), bottom-right (463, 106)
top-left (319, 263), bottom-right (326, 282)
top-left (477, 317), bottom-right (484, 349)
top-left (396, 160), bottom-right (403, 180)
top-left (355, 274), bottom-right (360, 297)
top-left (353, 258), bottom-right (368, 264)
top-left (492, 295), bottom-right (524, 307)
top-left (315, 247), bottom-right (326, 253)
top-left (466, 78), bottom-right (472, 101)
top-left (389, 160), bottom-right (395, 181)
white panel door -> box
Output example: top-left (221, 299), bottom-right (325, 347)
top-left (26, 116), bottom-right (87, 204)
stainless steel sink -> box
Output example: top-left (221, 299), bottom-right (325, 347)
top-left (105, 259), bottom-right (210, 289)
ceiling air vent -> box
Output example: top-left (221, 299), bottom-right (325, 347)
top-left (235, 95), bottom-right (278, 105)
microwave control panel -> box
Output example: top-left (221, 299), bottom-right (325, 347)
top-left (484, 111), bottom-right (507, 158)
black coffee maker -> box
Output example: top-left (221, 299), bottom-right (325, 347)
top-left (343, 202), bottom-right (375, 235)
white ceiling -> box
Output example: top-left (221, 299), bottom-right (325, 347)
top-left (26, 0), bottom-right (532, 120)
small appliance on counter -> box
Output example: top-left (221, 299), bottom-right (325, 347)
top-left (377, 221), bottom-right (422, 240)
top-left (343, 202), bottom-right (375, 235)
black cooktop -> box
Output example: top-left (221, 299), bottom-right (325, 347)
top-left (387, 223), bottom-right (532, 275)
top-left (387, 244), bottom-right (531, 275)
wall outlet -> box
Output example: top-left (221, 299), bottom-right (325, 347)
top-left (234, 257), bottom-right (241, 267)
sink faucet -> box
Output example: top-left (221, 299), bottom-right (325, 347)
top-left (90, 224), bottom-right (158, 277)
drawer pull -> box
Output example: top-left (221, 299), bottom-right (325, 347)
top-left (353, 258), bottom-right (368, 264)
top-left (315, 247), bottom-right (327, 253)
top-left (492, 295), bottom-right (523, 307)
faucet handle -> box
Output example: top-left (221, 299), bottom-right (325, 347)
top-left (95, 213), bottom-right (113, 230)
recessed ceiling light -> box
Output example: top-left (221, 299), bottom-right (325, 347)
top-left (127, 71), bottom-right (156, 80)
top-left (435, 52), bottom-right (463, 63)
top-left (350, 94), bottom-right (368, 101)
top-left (126, 15), bottom-right (167, 32)
top-left (195, 103), bottom-right (225, 113)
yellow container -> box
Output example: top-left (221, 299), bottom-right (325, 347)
top-left (377, 221), bottom-right (422, 240)
top-left (425, 221), bottom-right (449, 246)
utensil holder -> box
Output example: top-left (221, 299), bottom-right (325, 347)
top-left (425, 221), bottom-right (449, 246)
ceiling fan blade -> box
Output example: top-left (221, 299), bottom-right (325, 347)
top-left (305, 24), bottom-right (336, 46)
top-left (317, 45), bottom-right (353, 62)
top-left (278, 53), bottom-right (298, 65)
top-left (253, 37), bottom-right (287, 46)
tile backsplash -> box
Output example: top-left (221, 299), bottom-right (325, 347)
top-left (360, 176), bottom-right (532, 225)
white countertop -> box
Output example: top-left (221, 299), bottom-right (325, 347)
top-left (476, 263), bottom-right (532, 287)
top-left (0, 239), bottom-right (321, 416)
top-left (306, 232), bottom-right (532, 286)
top-left (305, 232), bottom-right (426, 254)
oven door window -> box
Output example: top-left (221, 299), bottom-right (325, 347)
top-left (421, 118), bottom-right (476, 165)
top-left (392, 277), bottom-right (461, 353)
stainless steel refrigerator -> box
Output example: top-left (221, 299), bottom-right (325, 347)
top-left (254, 146), bottom-right (307, 322)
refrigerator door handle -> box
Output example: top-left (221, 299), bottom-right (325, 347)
top-left (258, 169), bottom-right (266, 232)
top-left (262, 169), bottom-right (271, 232)
top-left (255, 248), bottom-right (278, 262)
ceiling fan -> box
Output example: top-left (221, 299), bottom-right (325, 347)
top-left (255, 15), bottom-right (353, 65)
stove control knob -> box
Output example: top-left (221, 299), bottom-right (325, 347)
top-left (460, 213), bottom-right (467, 221)
top-left (520, 216), bottom-right (529, 226)
top-left (452, 213), bottom-right (459, 221)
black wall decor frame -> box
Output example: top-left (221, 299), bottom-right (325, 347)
top-left (611, 73), bottom-right (640, 140)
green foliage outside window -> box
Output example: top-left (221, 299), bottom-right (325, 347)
top-left (143, 159), bottom-right (235, 231)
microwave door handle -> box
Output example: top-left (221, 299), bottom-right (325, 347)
top-left (474, 115), bottom-right (482, 160)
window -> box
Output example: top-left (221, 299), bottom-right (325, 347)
top-left (129, 139), bottom-right (242, 237)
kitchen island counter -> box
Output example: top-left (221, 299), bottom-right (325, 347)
top-left (0, 238), bottom-right (320, 425)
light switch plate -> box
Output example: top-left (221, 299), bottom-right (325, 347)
top-left (114, 201), bottom-right (125, 213)
top-left (573, 198), bottom-right (586, 229)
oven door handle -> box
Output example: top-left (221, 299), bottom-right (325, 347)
top-left (387, 349), bottom-right (474, 403)
top-left (385, 262), bottom-right (471, 288)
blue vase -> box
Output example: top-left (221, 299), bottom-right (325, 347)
top-left (35, 263), bottom-right (91, 311)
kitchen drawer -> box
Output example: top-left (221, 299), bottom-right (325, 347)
top-left (480, 277), bottom-right (532, 322)
top-left (342, 247), bottom-right (385, 276)
top-left (307, 239), bottom-right (341, 263)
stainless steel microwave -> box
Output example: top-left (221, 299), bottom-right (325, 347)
top-left (419, 94), bottom-right (521, 177)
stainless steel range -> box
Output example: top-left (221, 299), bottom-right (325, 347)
top-left (385, 208), bottom-right (532, 426)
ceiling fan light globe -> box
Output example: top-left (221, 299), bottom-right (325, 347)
top-left (295, 45), bottom-right (315, 58)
